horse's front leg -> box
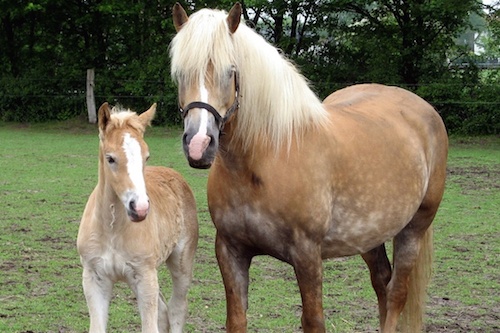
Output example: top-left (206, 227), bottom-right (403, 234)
top-left (292, 245), bottom-right (326, 333)
top-left (82, 267), bottom-right (113, 333)
top-left (215, 232), bottom-right (252, 333)
top-left (129, 268), bottom-right (160, 333)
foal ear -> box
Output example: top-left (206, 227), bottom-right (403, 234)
top-left (98, 102), bottom-right (112, 133)
top-left (172, 2), bottom-right (189, 32)
top-left (139, 103), bottom-right (157, 129)
top-left (227, 2), bottom-right (242, 34)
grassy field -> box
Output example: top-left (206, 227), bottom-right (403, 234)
top-left (0, 119), bottom-right (498, 333)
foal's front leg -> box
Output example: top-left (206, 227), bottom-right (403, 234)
top-left (129, 268), bottom-right (161, 333)
top-left (82, 267), bottom-right (114, 333)
top-left (215, 232), bottom-right (252, 333)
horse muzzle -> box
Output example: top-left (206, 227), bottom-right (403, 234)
top-left (127, 197), bottom-right (150, 222)
top-left (182, 119), bottom-right (220, 169)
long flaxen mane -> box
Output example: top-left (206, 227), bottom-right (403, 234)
top-left (170, 8), bottom-right (329, 151)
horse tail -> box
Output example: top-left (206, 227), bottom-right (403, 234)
top-left (401, 225), bottom-right (433, 333)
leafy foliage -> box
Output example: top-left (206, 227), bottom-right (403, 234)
top-left (0, 0), bottom-right (498, 134)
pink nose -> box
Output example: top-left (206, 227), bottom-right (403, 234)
top-left (128, 199), bottom-right (149, 222)
top-left (188, 133), bottom-right (211, 160)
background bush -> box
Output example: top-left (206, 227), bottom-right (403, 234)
top-left (0, 0), bottom-right (498, 134)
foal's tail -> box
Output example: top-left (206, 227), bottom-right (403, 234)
top-left (401, 225), bottom-right (433, 333)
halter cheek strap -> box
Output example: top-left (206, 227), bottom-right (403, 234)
top-left (178, 70), bottom-right (240, 130)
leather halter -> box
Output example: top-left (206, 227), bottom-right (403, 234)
top-left (179, 70), bottom-right (240, 130)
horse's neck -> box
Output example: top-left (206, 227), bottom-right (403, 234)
top-left (218, 120), bottom-right (272, 171)
top-left (219, 121), bottom-right (246, 164)
top-left (94, 166), bottom-right (128, 229)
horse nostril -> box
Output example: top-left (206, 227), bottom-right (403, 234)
top-left (129, 200), bottom-right (136, 212)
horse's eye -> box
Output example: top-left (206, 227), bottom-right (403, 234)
top-left (145, 155), bottom-right (150, 162)
top-left (106, 155), bottom-right (116, 164)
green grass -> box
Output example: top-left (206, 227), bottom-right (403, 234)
top-left (0, 120), bottom-right (498, 332)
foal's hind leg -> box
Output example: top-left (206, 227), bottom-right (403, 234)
top-left (361, 244), bottom-right (392, 330)
top-left (165, 234), bottom-right (197, 333)
top-left (157, 291), bottom-right (169, 333)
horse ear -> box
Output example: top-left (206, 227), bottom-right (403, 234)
top-left (98, 102), bottom-right (111, 133)
top-left (227, 2), bottom-right (242, 34)
top-left (172, 2), bottom-right (188, 32)
top-left (139, 103), bottom-right (157, 128)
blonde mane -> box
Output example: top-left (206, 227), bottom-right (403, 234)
top-left (170, 8), bottom-right (329, 151)
top-left (107, 106), bottom-right (146, 133)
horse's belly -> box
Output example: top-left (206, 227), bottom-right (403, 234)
top-left (321, 207), bottom-right (417, 257)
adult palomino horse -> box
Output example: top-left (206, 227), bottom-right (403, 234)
top-left (77, 103), bottom-right (198, 333)
top-left (170, 3), bottom-right (447, 332)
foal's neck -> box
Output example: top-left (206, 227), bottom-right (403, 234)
top-left (95, 160), bottom-right (128, 229)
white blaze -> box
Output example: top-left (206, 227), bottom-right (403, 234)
top-left (122, 133), bottom-right (148, 205)
top-left (187, 73), bottom-right (213, 161)
top-left (198, 73), bottom-right (209, 134)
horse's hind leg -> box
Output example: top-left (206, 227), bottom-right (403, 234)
top-left (384, 207), bottom-right (436, 333)
top-left (165, 235), bottom-right (197, 333)
top-left (361, 244), bottom-right (392, 331)
top-left (157, 291), bottom-right (169, 333)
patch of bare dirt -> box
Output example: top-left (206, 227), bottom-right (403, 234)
top-left (426, 295), bottom-right (500, 332)
top-left (447, 165), bottom-right (500, 193)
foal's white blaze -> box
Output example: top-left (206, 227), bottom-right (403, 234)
top-left (122, 133), bottom-right (149, 220)
top-left (188, 73), bottom-right (212, 160)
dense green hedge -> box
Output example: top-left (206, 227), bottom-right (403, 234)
top-left (2, 71), bottom-right (498, 135)
top-left (2, 0), bottom-right (496, 134)
top-left (416, 71), bottom-right (500, 135)
top-left (0, 73), bottom-right (180, 126)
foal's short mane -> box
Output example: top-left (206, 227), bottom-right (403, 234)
top-left (170, 8), bottom-right (329, 151)
top-left (103, 106), bottom-right (146, 135)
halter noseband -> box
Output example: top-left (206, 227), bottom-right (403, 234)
top-left (179, 70), bottom-right (240, 130)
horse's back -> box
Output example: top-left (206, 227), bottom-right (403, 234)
top-left (144, 166), bottom-right (198, 247)
top-left (145, 166), bottom-right (198, 233)
top-left (324, 84), bottom-right (446, 135)
top-left (145, 166), bottom-right (195, 205)
top-left (323, 83), bottom-right (447, 167)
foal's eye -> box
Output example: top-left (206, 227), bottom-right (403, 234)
top-left (145, 155), bottom-right (150, 162)
top-left (106, 155), bottom-right (116, 164)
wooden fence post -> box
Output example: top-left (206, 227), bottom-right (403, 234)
top-left (86, 68), bottom-right (96, 124)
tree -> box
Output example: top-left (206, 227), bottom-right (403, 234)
top-left (0, 0), bottom-right (495, 134)
top-left (0, 0), bottom-right (180, 123)
top-left (482, 0), bottom-right (500, 58)
top-left (323, 0), bottom-right (481, 86)
top-left (232, 1), bottom-right (480, 90)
